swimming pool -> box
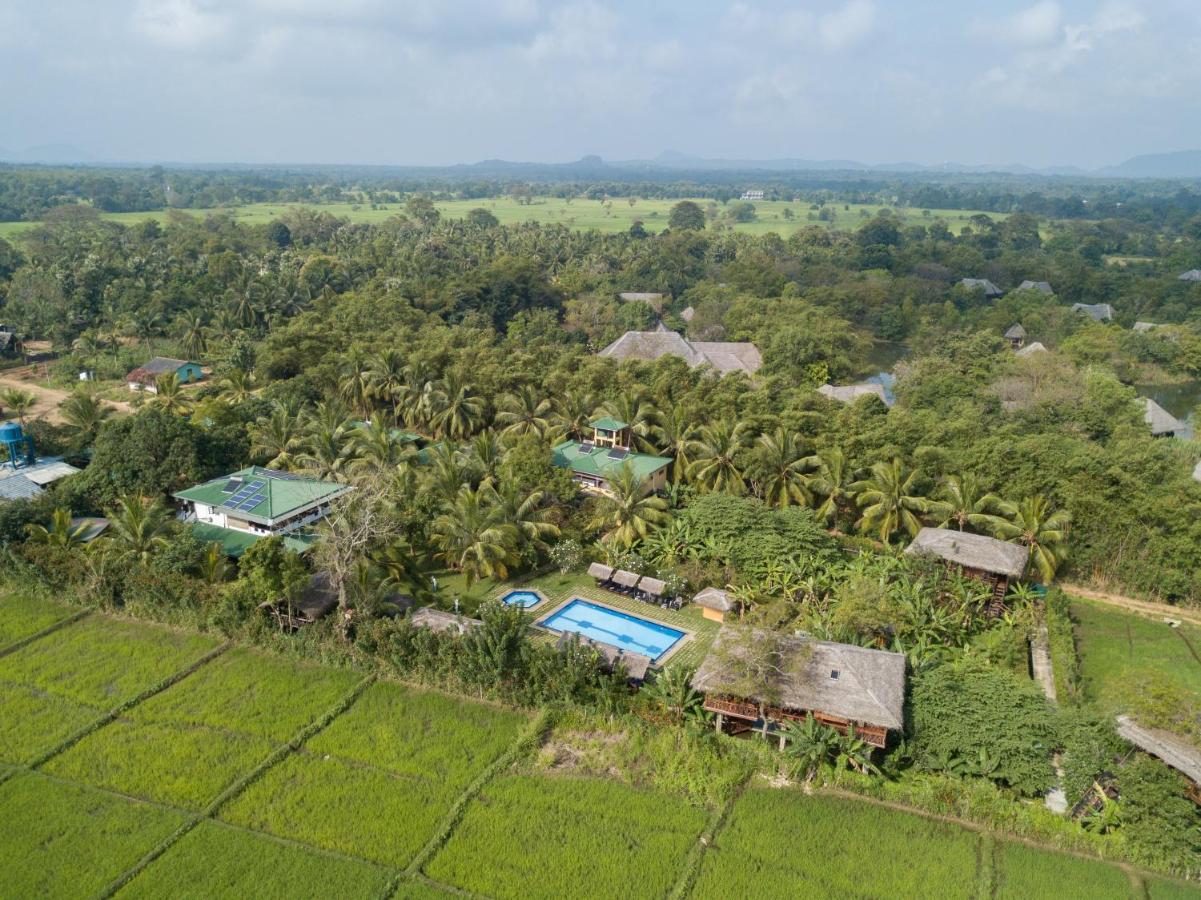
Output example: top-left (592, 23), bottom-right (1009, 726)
top-left (538, 599), bottom-right (686, 661)
top-left (500, 590), bottom-right (544, 609)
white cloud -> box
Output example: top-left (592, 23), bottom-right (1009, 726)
top-left (818, 0), bottom-right (876, 50)
top-left (131, 0), bottom-right (231, 49)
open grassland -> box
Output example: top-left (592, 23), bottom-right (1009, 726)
top-left (995, 840), bottom-right (1132, 899)
top-left (1071, 597), bottom-right (1201, 738)
top-left (0, 197), bottom-right (1011, 241)
top-left (692, 788), bottom-right (980, 899)
top-left (424, 773), bottom-right (708, 899)
top-left (45, 647), bottom-right (360, 809)
top-left (0, 593), bottom-right (78, 649)
top-left (221, 681), bottom-right (529, 867)
top-left (117, 820), bottom-right (393, 900)
top-left (0, 771), bottom-right (188, 899)
top-left (0, 615), bottom-right (220, 764)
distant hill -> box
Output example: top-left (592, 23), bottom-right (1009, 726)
top-left (0, 144), bottom-right (96, 164)
top-left (1099, 150), bottom-right (1201, 178)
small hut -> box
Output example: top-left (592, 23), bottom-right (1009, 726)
top-left (638, 576), bottom-right (667, 603)
top-left (1004, 324), bottom-right (1027, 349)
top-left (1017, 280), bottom-right (1054, 295)
top-left (259, 572), bottom-right (338, 631)
top-left (692, 628), bottom-right (906, 749)
top-left (556, 632), bottom-right (652, 683)
top-left (959, 278), bottom-right (1003, 299)
top-left (587, 562), bottom-right (615, 588)
top-left (905, 527), bottom-right (1029, 610)
top-left (693, 587), bottom-right (736, 623)
top-left (1072, 302), bottom-right (1114, 322)
top-left (611, 570), bottom-right (641, 594)
top-left (1015, 341), bottom-right (1047, 358)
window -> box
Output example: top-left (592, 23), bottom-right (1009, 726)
top-left (830, 670), bottom-right (840, 680)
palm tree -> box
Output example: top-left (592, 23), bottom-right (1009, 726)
top-left (751, 428), bottom-right (812, 508)
top-left (364, 349), bottom-right (407, 416)
top-left (641, 666), bottom-right (703, 725)
top-left (600, 392), bottom-right (657, 451)
top-left (200, 542), bottom-right (230, 585)
top-left (350, 417), bottom-right (417, 476)
top-left (493, 483), bottom-right (560, 558)
top-left (850, 458), bottom-right (930, 544)
top-left (688, 419), bottom-right (752, 493)
top-left (805, 446), bottom-right (854, 527)
top-left (1, 388), bottom-right (35, 425)
top-left (551, 389), bottom-right (595, 441)
top-left (930, 473), bottom-right (1007, 534)
top-left (58, 390), bottom-right (112, 445)
top-left (218, 368), bottom-right (256, 405)
top-left (179, 316), bottom-right (208, 359)
top-left (251, 403), bottom-right (301, 469)
top-left (653, 404), bottom-right (701, 483)
top-left (992, 495), bottom-right (1070, 583)
top-left (25, 507), bottom-right (89, 548)
top-left (429, 371), bottom-right (484, 440)
top-left (429, 485), bottom-right (517, 587)
top-left (337, 349), bottom-right (373, 418)
top-left (104, 495), bottom-right (171, 564)
top-left (148, 374), bottom-right (193, 416)
top-left (296, 423), bottom-right (354, 480)
top-left (495, 386), bottom-right (552, 438)
top-left (590, 464), bottom-right (669, 547)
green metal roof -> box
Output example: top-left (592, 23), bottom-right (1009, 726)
top-left (173, 466), bottom-right (350, 524)
top-left (552, 440), bottom-right (671, 482)
top-left (589, 416), bottom-right (629, 432)
top-left (190, 522), bottom-right (318, 558)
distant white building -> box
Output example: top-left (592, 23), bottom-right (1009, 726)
top-left (739, 190), bottom-right (764, 201)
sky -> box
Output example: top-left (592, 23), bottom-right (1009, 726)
top-left (2, 0), bottom-right (1200, 169)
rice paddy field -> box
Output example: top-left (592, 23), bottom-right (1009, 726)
top-left (0, 197), bottom-right (1010, 241)
top-left (0, 596), bottom-right (1196, 899)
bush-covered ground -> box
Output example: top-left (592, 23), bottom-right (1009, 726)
top-left (0, 615), bottom-right (220, 764)
top-left (220, 681), bottom-right (529, 866)
top-left (1072, 597), bottom-right (1201, 742)
top-left (44, 647), bottom-right (361, 809)
top-left (424, 773), bottom-right (709, 900)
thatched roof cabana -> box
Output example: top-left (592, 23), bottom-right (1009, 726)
top-left (960, 278), bottom-right (1003, 299)
top-left (639, 576), bottom-right (667, 598)
top-left (611, 569), bottom-right (641, 589)
top-left (1004, 324), bottom-right (1027, 340)
top-left (409, 607), bottom-right (481, 635)
top-left (1116, 716), bottom-right (1201, 786)
top-left (692, 628), bottom-right (905, 734)
top-left (693, 587), bottom-right (736, 612)
top-left (905, 527), bottom-right (1028, 579)
top-left (1018, 280), bottom-right (1054, 294)
top-left (587, 562), bottom-right (615, 581)
top-left (556, 632), bottom-right (652, 682)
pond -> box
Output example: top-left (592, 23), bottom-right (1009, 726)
top-left (854, 342), bottom-right (909, 405)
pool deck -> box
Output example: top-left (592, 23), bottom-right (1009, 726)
top-left (490, 573), bottom-right (719, 670)
top-left (530, 594), bottom-right (696, 666)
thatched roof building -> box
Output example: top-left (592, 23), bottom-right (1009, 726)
top-left (1178, 270), bottom-right (1201, 283)
top-left (1017, 280), bottom-right (1054, 294)
top-left (1015, 341), bottom-right (1047, 357)
top-left (692, 628), bottom-right (906, 747)
top-left (818, 382), bottom-right (893, 407)
top-left (556, 632), bottom-right (652, 682)
top-left (905, 527), bottom-right (1028, 591)
top-left (409, 607), bottom-right (481, 635)
top-left (1142, 398), bottom-right (1186, 437)
top-left (1004, 324), bottom-right (1027, 340)
top-left (598, 331), bottom-right (762, 376)
top-left (1072, 302), bottom-right (1114, 322)
top-left (1116, 716), bottom-right (1201, 787)
top-left (1132, 321), bottom-right (1161, 333)
top-left (694, 587), bottom-right (735, 612)
top-left (959, 278), bottom-right (1003, 299)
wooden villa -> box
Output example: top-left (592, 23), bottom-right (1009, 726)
top-left (905, 527), bottom-right (1029, 610)
top-left (691, 628), bottom-right (906, 749)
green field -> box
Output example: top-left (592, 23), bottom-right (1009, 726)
top-left (1071, 597), bottom-right (1201, 740)
top-left (0, 196), bottom-right (1011, 241)
top-left (1, 597), bottom-right (1196, 898)
top-left (0, 594), bottom-right (79, 649)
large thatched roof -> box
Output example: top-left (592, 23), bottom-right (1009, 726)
top-left (691, 628), bottom-right (905, 731)
top-left (556, 632), bottom-right (652, 681)
top-left (1072, 302), bottom-right (1114, 322)
top-left (1018, 280), bottom-right (1054, 294)
top-left (817, 382), bottom-right (892, 406)
top-left (409, 607), bottom-right (481, 635)
top-left (598, 331), bottom-right (761, 375)
top-left (959, 278), bottom-right (1003, 298)
top-left (1142, 397), bottom-right (1185, 436)
top-left (1116, 716), bottom-right (1201, 785)
top-left (905, 527), bottom-right (1029, 579)
top-left (1014, 341), bottom-right (1047, 358)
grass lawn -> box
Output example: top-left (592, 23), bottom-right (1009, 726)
top-left (44, 647), bottom-right (361, 809)
top-left (424, 773), bottom-right (707, 900)
top-left (0, 197), bottom-right (1014, 242)
top-left (1070, 596), bottom-right (1201, 739)
top-left (437, 569), bottom-right (720, 671)
top-left (995, 841), bottom-right (1132, 899)
top-left (0, 615), bottom-right (221, 764)
top-left (0, 593), bottom-right (78, 649)
top-left (116, 820), bottom-right (393, 900)
top-left (0, 771), bottom-right (188, 899)
top-left (220, 681), bottom-right (528, 867)
top-left (692, 788), bottom-right (980, 899)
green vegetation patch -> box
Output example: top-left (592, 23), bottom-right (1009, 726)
top-left (995, 841), bottom-right (1132, 899)
top-left (0, 615), bottom-right (220, 764)
top-left (116, 820), bottom-right (392, 900)
top-left (45, 648), bottom-right (359, 809)
top-left (1147, 877), bottom-right (1201, 899)
top-left (1072, 598), bottom-right (1201, 741)
top-left (0, 771), bottom-right (187, 900)
top-left (424, 774), bottom-right (707, 900)
top-left (221, 681), bottom-right (528, 866)
top-left (692, 788), bottom-right (979, 899)
top-left (0, 594), bottom-right (76, 648)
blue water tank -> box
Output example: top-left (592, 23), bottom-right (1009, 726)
top-left (0, 422), bottom-right (22, 441)
top-left (0, 421), bottom-right (34, 468)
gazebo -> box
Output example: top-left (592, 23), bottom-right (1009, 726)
top-left (693, 587), bottom-right (737, 623)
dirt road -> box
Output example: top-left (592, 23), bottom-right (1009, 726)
top-left (0, 368), bottom-right (130, 425)
top-left (1061, 582), bottom-right (1201, 627)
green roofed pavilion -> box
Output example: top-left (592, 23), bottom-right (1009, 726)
top-left (553, 439), bottom-right (671, 495)
top-left (589, 416), bottom-right (629, 432)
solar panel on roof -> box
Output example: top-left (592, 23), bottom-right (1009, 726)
top-left (235, 492), bottom-right (266, 512)
top-left (223, 478), bottom-right (266, 509)
top-left (608, 448), bottom-right (628, 460)
top-left (578, 442), bottom-right (595, 453)
top-left (221, 478), bottom-right (243, 494)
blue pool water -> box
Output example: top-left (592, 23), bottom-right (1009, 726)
top-left (501, 590), bottom-right (543, 609)
top-left (538, 599), bottom-right (685, 661)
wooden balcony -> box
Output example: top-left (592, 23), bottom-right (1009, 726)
top-left (704, 694), bottom-right (889, 748)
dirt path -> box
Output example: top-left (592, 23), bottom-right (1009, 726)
top-left (0, 371), bottom-right (130, 425)
top-left (1061, 583), bottom-right (1201, 627)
